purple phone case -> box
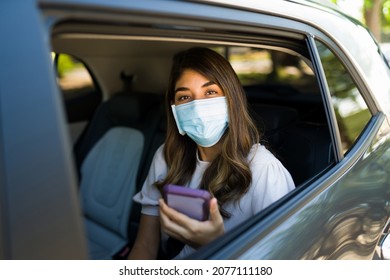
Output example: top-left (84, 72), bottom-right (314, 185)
top-left (163, 184), bottom-right (211, 221)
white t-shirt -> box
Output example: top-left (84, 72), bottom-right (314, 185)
top-left (133, 143), bottom-right (295, 259)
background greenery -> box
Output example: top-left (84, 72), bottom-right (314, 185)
top-left (331, 0), bottom-right (390, 42)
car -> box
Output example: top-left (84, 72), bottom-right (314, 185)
top-left (380, 43), bottom-right (390, 64)
top-left (1, 0), bottom-right (390, 260)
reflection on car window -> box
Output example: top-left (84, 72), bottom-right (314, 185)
top-left (56, 53), bottom-right (96, 95)
top-left (228, 47), bottom-right (316, 94)
top-left (315, 41), bottom-right (372, 154)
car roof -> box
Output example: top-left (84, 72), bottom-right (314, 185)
top-left (43, 0), bottom-right (390, 113)
top-left (287, 0), bottom-right (339, 10)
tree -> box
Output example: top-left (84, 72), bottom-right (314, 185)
top-left (364, 0), bottom-right (383, 41)
top-left (331, 0), bottom-right (390, 42)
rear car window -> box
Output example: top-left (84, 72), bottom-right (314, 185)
top-left (315, 40), bottom-right (372, 154)
top-left (228, 47), bottom-right (317, 94)
top-left (56, 53), bottom-right (96, 95)
top-left (54, 53), bottom-right (102, 144)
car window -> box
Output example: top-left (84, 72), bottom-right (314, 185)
top-left (315, 41), bottom-right (372, 154)
top-left (226, 45), bottom-right (333, 185)
top-left (228, 46), bottom-right (317, 94)
top-left (54, 53), bottom-right (102, 144)
top-left (55, 53), bottom-right (96, 95)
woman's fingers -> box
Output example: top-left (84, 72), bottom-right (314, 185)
top-left (209, 198), bottom-right (223, 225)
top-left (159, 198), bottom-right (224, 247)
top-left (159, 199), bottom-right (193, 226)
top-left (159, 199), bottom-right (195, 241)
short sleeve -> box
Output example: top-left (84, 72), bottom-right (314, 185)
top-left (249, 145), bottom-right (295, 213)
top-left (132, 144), bottom-right (167, 216)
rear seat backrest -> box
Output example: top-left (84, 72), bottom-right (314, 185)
top-left (74, 93), bottom-right (162, 185)
top-left (248, 103), bottom-right (334, 186)
top-left (249, 104), bottom-right (298, 148)
top-left (278, 122), bottom-right (334, 185)
top-left (128, 102), bottom-right (167, 248)
top-left (80, 127), bottom-right (143, 259)
top-left (74, 92), bottom-right (163, 259)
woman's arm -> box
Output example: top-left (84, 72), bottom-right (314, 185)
top-left (128, 214), bottom-right (160, 260)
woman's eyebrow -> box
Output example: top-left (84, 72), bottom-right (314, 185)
top-left (175, 81), bottom-right (216, 93)
top-left (202, 81), bottom-right (216, 87)
top-left (174, 87), bottom-right (189, 93)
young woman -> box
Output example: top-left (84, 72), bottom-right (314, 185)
top-left (128, 47), bottom-right (295, 259)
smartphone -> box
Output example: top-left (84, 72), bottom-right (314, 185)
top-left (163, 184), bottom-right (211, 221)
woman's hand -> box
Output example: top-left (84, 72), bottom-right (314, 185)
top-left (159, 198), bottom-right (224, 249)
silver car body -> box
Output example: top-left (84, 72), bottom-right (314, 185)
top-left (1, 0), bottom-right (390, 259)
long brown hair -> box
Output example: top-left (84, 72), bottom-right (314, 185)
top-left (156, 47), bottom-right (259, 218)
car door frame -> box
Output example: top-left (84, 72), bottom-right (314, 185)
top-left (0, 0), bottom-right (87, 259)
top-left (37, 0), bottom-right (390, 259)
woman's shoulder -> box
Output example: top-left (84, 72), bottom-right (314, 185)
top-left (147, 143), bottom-right (167, 174)
top-left (153, 143), bottom-right (165, 160)
top-left (247, 143), bottom-right (295, 203)
top-left (247, 143), bottom-right (294, 181)
top-left (248, 143), bottom-right (279, 166)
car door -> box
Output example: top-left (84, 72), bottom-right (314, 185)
top-left (0, 0), bottom-right (87, 259)
top-left (175, 2), bottom-right (390, 260)
top-left (10, 0), bottom-right (389, 260)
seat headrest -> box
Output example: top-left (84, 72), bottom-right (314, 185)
top-left (250, 104), bottom-right (298, 132)
top-left (107, 93), bottom-right (162, 124)
top-left (108, 95), bottom-right (141, 123)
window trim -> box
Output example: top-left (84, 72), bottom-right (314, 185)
top-left (307, 34), bottom-right (376, 162)
top-left (308, 36), bottom-right (380, 116)
top-left (306, 35), bottom-right (343, 162)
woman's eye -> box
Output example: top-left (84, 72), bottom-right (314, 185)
top-left (178, 95), bottom-right (190, 101)
top-left (206, 90), bottom-right (217, 95)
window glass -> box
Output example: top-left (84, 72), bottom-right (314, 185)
top-left (315, 41), bottom-right (372, 154)
top-left (226, 46), bottom-right (333, 185)
top-left (228, 47), bottom-right (316, 94)
top-left (56, 53), bottom-right (96, 95)
top-left (53, 53), bottom-right (101, 143)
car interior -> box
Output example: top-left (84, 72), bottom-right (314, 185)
top-left (51, 22), bottom-right (336, 259)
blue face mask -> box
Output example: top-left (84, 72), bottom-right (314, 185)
top-left (171, 96), bottom-right (229, 147)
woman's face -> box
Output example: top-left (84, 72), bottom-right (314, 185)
top-left (173, 69), bottom-right (225, 105)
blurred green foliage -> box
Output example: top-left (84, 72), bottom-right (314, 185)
top-left (331, 0), bottom-right (390, 28)
top-left (57, 54), bottom-right (83, 78)
top-left (316, 39), bottom-right (371, 148)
